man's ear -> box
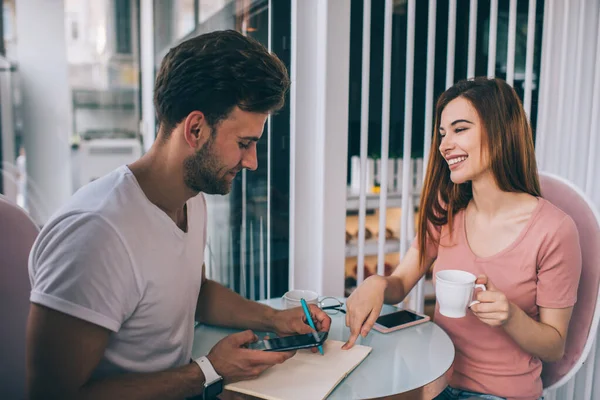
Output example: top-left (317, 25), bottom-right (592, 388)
top-left (183, 111), bottom-right (211, 149)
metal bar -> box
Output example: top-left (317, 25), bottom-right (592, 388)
top-left (555, 0), bottom-right (570, 175)
top-left (400, 0), bottom-right (416, 258)
top-left (250, 220), bottom-right (255, 300)
top-left (240, 169), bottom-right (247, 298)
top-left (487, 0), bottom-right (498, 77)
top-left (423, 0), bottom-right (437, 180)
top-left (259, 217), bottom-right (265, 299)
top-left (267, 0), bottom-right (272, 298)
top-left (567, 0), bottom-right (587, 182)
top-left (229, 229), bottom-right (235, 290)
top-left (288, 0), bottom-right (297, 290)
top-left (220, 232), bottom-right (227, 287)
top-left (377, 0), bottom-right (393, 276)
top-left (523, 0), bottom-right (537, 117)
top-left (585, 340), bottom-right (597, 399)
top-left (357, 0), bottom-right (372, 285)
top-left (446, 0), bottom-right (457, 88)
top-left (410, 193), bottom-right (425, 314)
top-left (585, 7), bottom-right (600, 194)
top-left (535, 0), bottom-right (554, 167)
top-left (467, 0), bottom-right (478, 79)
top-left (140, 0), bottom-right (156, 152)
top-left (565, 377), bottom-right (576, 400)
top-left (506, 0), bottom-right (517, 85)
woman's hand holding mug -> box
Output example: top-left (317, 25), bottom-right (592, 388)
top-left (469, 275), bottom-right (514, 327)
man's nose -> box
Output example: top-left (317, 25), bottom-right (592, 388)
top-left (242, 147), bottom-right (258, 171)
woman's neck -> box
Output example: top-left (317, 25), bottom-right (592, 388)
top-left (469, 171), bottom-right (533, 218)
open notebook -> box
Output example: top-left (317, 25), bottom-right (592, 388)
top-left (225, 340), bottom-right (372, 400)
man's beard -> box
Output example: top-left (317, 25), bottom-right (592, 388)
top-left (183, 137), bottom-right (234, 195)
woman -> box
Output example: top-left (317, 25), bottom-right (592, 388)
top-left (343, 78), bottom-right (581, 400)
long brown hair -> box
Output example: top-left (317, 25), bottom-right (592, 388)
top-left (417, 77), bottom-right (541, 269)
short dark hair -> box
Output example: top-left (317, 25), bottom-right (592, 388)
top-left (154, 30), bottom-right (290, 137)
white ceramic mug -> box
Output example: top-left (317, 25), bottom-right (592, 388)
top-left (435, 270), bottom-right (486, 318)
top-left (282, 289), bottom-right (319, 309)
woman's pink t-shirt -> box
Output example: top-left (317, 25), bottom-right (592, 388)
top-left (413, 198), bottom-right (582, 400)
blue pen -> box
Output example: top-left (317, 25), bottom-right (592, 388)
top-left (300, 298), bottom-right (324, 355)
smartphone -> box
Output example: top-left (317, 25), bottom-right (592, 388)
top-left (247, 331), bottom-right (328, 352)
top-left (372, 308), bottom-right (430, 333)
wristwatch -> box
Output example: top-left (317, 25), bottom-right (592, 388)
top-left (193, 356), bottom-right (223, 399)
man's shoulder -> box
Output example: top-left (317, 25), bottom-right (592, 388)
top-left (60, 166), bottom-right (146, 224)
top-left (37, 167), bottom-right (146, 245)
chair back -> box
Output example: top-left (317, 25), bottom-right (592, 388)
top-left (0, 196), bottom-right (39, 399)
top-left (539, 173), bottom-right (600, 390)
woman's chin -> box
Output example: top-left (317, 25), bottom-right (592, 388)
top-left (449, 171), bottom-right (470, 185)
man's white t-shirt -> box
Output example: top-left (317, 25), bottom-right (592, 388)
top-left (29, 165), bottom-right (206, 379)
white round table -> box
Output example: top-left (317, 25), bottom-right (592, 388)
top-left (192, 298), bottom-right (455, 399)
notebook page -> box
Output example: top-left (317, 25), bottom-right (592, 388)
top-left (224, 340), bottom-right (372, 400)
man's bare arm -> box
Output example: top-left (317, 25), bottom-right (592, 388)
top-left (27, 304), bottom-right (205, 400)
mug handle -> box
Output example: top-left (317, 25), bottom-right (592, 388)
top-left (468, 284), bottom-right (487, 307)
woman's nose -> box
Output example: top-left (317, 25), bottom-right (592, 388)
top-left (439, 133), bottom-right (454, 154)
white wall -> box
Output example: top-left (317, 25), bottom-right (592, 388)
top-left (290, 0), bottom-right (350, 296)
top-left (15, 0), bottom-right (73, 224)
top-left (535, 0), bottom-right (600, 398)
top-left (536, 0), bottom-right (600, 209)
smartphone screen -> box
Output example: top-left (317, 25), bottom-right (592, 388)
top-left (248, 331), bottom-right (328, 352)
top-left (375, 310), bottom-right (425, 328)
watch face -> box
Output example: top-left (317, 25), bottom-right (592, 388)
top-left (204, 378), bottom-right (223, 399)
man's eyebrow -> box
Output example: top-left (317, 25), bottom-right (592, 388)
top-left (238, 136), bottom-right (260, 142)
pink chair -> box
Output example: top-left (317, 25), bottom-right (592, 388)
top-left (0, 195), bottom-right (39, 399)
top-left (539, 172), bottom-right (600, 392)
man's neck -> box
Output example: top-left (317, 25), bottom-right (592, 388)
top-left (128, 150), bottom-right (195, 222)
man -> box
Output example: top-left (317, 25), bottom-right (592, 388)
top-left (26, 30), bottom-right (331, 400)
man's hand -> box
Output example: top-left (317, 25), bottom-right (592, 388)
top-left (269, 304), bottom-right (331, 337)
top-left (206, 330), bottom-right (295, 384)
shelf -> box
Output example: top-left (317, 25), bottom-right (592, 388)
top-left (72, 88), bottom-right (138, 110)
top-left (344, 277), bottom-right (436, 300)
top-left (346, 190), bottom-right (420, 211)
top-left (345, 239), bottom-right (400, 257)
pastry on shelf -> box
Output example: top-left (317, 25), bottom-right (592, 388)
top-left (374, 227), bottom-right (398, 240)
top-left (384, 262), bottom-right (394, 276)
top-left (350, 227), bottom-right (374, 241)
top-left (352, 264), bottom-right (373, 279)
top-left (345, 276), bottom-right (357, 289)
top-left (385, 227), bottom-right (397, 240)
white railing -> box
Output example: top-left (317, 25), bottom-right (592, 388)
top-left (356, 0), bottom-right (372, 286)
top-left (352, 0), bottom-right (542, 307)
top-left (205, 215), bottom-right (269, 301)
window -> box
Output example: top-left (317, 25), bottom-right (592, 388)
top-left (115, 0), bottom-right (132, 54)
top-left (153, 0), bottom-right (292, 299)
